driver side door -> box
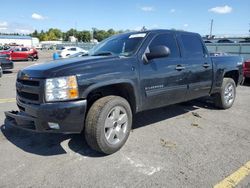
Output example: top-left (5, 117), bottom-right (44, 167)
top-left (139, 33), bottom-right (188, 110)
top-left (11, 47), bottom-right (22, 60)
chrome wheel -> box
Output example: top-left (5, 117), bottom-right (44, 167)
top-left (104, 106), bottom-right (128, 145)
top-left (224, 83), bottom-right (235, 105)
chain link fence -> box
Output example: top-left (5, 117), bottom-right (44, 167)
top-left (41, 41), bottom-right (250, 60)
top-left (60, 42), bottom-right (96, 50)
top-left (206, 43), bottom-right (250, 60)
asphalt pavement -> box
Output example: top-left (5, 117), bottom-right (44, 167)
top-left (0, 52), bottom-right (250, 187)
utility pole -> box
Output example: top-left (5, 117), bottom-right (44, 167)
top-left (209, 19), bottom-right (214, 39)
top-left (75, 22), bottom-right (78, 45)
top-left (91, 28), bottom-right (95, 43)
top-left (249, 23), bottom-right (250, 36)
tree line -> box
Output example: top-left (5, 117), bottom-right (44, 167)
top-left (31, 28), bottom-right (131, 42)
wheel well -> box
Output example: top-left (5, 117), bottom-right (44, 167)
top-left (224, 70), bottom-right (239, 85)
top-left (86, 83), bottom-right (137, 114)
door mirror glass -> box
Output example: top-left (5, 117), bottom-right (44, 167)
top-left (146, 45), bottom-right (170, 60)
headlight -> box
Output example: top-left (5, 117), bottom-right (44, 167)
top-left (45, 76), bottom-right (79, 102)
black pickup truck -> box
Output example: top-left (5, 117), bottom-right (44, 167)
top-left (5, 30), bottom-right (243, 154)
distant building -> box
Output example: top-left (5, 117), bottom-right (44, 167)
top-left (69, 36), bottom-right (77, 42)
top-left (90, 39), bottom-right (99, 44)
top-left (0, 35), bottom-right (39, 47)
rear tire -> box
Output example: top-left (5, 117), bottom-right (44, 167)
top-left (85, 96), bottom-right (132, 154)
top-left (28, 55), bottom-right (34, 61)
top-left (213, 78), bottom-right (236, 109)
top-left (0, 66), bottom-right (3, 77)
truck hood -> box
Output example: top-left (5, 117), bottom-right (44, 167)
top-left (19, 55), bottom-right (121, 78)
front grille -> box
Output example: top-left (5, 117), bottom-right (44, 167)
top-left (17, 79), bottom-right (40, 86)
top-left (17, 104), bottom-right (25, 112)
top-left (17, 91), bottom-right (39, 101)
top-left (16, 78), bottom-right (43, 105)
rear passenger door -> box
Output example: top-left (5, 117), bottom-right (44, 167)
top-left (20, 47), bottom-right (29, 59)
top-left (178, 33), bottom-right (213, 100)
top-left (140, 33), bottom-right (188, 110)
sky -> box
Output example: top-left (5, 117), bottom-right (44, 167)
top-left (0, 0), bottom-right (249, 36)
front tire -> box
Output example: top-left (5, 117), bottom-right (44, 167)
top-left (85, 96), bottom-right (132, 154)
top-left (213, 78), bottom-right (236, 109)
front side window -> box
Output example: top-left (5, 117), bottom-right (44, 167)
top-left (181, 34), bottom-right (204, 58)
top-left (149, 33), bottom-right (180, 58)
top-left (69, 48), bottom-right (77, 51)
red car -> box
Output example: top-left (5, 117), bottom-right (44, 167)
top-left (0, 46), bottom-right (38, 61)
top-left (243, 59), bottom-right (250, 79)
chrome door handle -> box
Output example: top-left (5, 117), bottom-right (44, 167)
top-left (203, 63), bottom-right (210, 68)
top-left (175, 65), bottom-right (185, 71)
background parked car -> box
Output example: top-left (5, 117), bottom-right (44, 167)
top-left (209, 52), bottom-right (229, 56)
top-left (58, 46), bottom-right (88, 58)
top-left (0, 46), bottom-right (38, 61)
top-left (217, 39), bottom-right (234, 43)
top-left (0, 46), bottom-right (10, 50)
top-left (239, 40), bottom-right (250, 43)
top-left (0, 54), bottom-right (13, 71)
top-left (243, 59), bottom-right (250, 81)
top-left (67, 51), bottom-right (88, 58)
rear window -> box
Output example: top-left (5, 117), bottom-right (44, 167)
top-left (181, 34), bottom-right (204, 58)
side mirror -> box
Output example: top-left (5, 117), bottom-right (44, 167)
top-left (145, 45), bottom-right (170, 61)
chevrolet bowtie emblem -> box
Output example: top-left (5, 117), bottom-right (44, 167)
top-left (22, 74), bottom-right (29, 80)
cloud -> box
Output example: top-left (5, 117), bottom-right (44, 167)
top-left (0, 21), bottom-right (34, 34)
top-left (209, 5), bottom-right (232, 14)
top-left (183, 24), bottom-right (189, 27)
top-left (0, 21), bottom-right (8, 30)
top-left (0, 21), bottom-right (8, 27)
top-left (141, 6), bottom-right (155, 12)
top-left (15, 29), bottom-right (33, 34)
top-left (31, 13), bottom-right (46, 20)
top-left (170, 9), bottom-right (176, 13)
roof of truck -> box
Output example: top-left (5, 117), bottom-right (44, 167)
top-left (128, 29), bottom-right (198, 35)
top-left (113, 29), bottom-right (199, 39)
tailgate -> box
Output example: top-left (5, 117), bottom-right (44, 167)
top-left (244, 60), bottom-right (250, 69)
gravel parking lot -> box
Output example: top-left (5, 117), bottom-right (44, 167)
top-left (0, 52), bottom-right (250, 187)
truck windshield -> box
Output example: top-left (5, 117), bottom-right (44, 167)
top-left (89, 33), bottom-right (147, 57)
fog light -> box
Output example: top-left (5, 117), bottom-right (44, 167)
top-left (48, 122), bottom-right (60, 130)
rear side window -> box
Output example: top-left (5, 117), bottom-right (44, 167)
top-left (21, 48), bottom-right (28, 51)
top-left (14, 48), bottom-right (20, 52)
top-left (149, 33), bottom-right (180, 58)
top-left (69, 48), bottom-right (77, 51)
top-left (181, 34), bottom-right (204, 58)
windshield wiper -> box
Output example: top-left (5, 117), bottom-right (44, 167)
top-left (92, 51), bottom-right (114, 56)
